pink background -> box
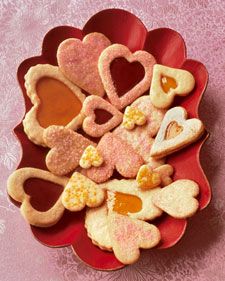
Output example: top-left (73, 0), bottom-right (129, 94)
top-left (0, 0), bottom-right (225, 280)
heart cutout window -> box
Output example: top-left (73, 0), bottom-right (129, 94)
top-left (161, 75), bottom-right (177, 94)
top-left (165, 121), bottom-right (183, 140)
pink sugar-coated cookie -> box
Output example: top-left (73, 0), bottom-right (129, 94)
top-left (57, 32), bottom-right (111, 96)
top-left (43, 125), bottom-right (94, 176)
top-left (108, 212), bottom-right (161, 264)
top-left (84, 132), bottom-right (144, 183)
top-left (82, 96), bottom-right (123, 138)
top-left (113, 96), bottom-right (166, 162)
top-left (98, 44), bottom-right (156, 110)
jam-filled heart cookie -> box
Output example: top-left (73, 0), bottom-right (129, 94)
top-left (23, 64), bottom-right (85, 146)
top-left (150, 106), bottom-right (204, 158)
top-left (149, 64), bottom-right (195, 109)
top-left (57, 32), bottom-right (111, 96)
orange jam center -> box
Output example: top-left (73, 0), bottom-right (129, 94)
top-left (36, 77), bottom-right (82, 128)
top-left (112, 192), bottom-right (142, 215)
top-left (161, 75), bottom-right (177, 93)
top-left (165, 121), bottom-right (183, 140)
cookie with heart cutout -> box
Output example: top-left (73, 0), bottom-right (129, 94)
top-left (113, 95), bottom-right (166, 162)
top-left (152, 179), bottom-right (199, 218)
top-left (98, 44), bottom-right (156, 110)
top-left (43, 125), bottom-right (95, 176)
top-left (102, 179), bottom-right (162, 221)
top-left (85, 204), bottom-right (112, 251)
top-left (150, 106), bottom-right (204, 159)
top-left (23, 64), bottom-right (85, 146)
top-left (108, 211), bottom-right (161, 264)
top-left (82, 96), bottom-right (123, 138)
top-left (57, 32), bottom-right (111, 96)
top-left (149, 64), bottom-right (195, 109)
top-left (62, 172), bottom-right (105, 212)
top-left (7, 167), bottom-right (68, 227)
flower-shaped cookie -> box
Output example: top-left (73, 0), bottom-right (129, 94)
top-left (12, 9), bottom-right (211, 270)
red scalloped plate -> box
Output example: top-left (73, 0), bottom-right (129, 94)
top-left (13, 9), bottom-right (211, 271)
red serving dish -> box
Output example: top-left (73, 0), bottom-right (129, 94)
top-left (14, 8), bottom-right (211, 270)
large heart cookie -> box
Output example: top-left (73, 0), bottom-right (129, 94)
top-left (43, 125), bottom-right (94, 175)
top-left (150, 106), bottom-right (204, 158)
top-left (7, 168), bottom-right (68, 227)
top-left (57, 32), bottom-right (111, 96)
top-left (152, 179), bottom-right (199, 218)
top-left (84, 133), bottom-right (144, 183)
top-left (82, 96), bottom-right (123, 137)
top-left (23, 64), bottom-right (85, 146)
top-left (62, 172), bottom-right (105, 212)
top-left (98, 44), bottom-right (156, 109)
top-left (108, 212), bottom-right (161, 264)
top-left (150, 64), bottom-right (195, 109)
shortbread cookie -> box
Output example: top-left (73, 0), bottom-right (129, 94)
top-left (150, 64), bottom-right (195, 109)
top-left (79, 145), bottom-right (103, 169)
top-left (98, 44), bottom-right (156, 110)
top-left (108, 212), bottom-right (161, 264)
top-left (122, 106), bottom-right (146, 130)
top-left (82, 96), bottom-right (123, 137)
top-left (62, 172), bottom-right (105, 212)
top-left (85, 204), bottom-right (112, 251)
top-left (150, 107), bottom-right (204, 158)
top-left (136, 164), bottom-right (174, 189)
top-left (152, 179), bottom-right (199, 218)
top-left (23, 64), bottom-right (85, 146)
top-left (57, 32), bottom-right (111, 96)
top-left (7, 168), bottom-right (68, 227)
top-left (44, 125), bottom-right (94, 176)
top-left (113, 95), bottom-right (165, 162)
top-left (103, 179), bottom-right (162, 221)
top-left (85, 133), bottom-right (144, 183)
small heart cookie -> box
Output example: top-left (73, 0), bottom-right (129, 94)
top-left (136, 165), bottom-right (161, 189)
top-left (122, 106), bottom-right (146, 130)
top-left (82, 96), bottom-right (123, 137)
top-left (98, 44), bottom-right (156, 110)
top-left (57, 32), bottom-right (111, 96)
top-left (108, 212), bottom-right (161, 264)
top-left (150, 107), bottom-right (204, 159)
top-left (62, 172), bottom-right (105, 212)
top-left (150, 64), bottom-right (195, 109)
top-left (7, 168), bottom-right (68, 227)
top-left (152, 179), bottom-right (199, 218)
top-left (79, 145), bottom-right (103, 169)
top-left (85, 133), bottom-right (144, 183)
top-left (43, 125), bottom-right (94, 176)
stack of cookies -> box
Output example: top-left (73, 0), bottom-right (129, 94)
top-left (7, 32), bottom-right (204, 265)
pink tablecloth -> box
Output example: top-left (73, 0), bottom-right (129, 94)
top-left (0, 1), bottom-right (225, 280)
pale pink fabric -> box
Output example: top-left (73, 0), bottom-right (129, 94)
top-left (0, 1), bottom-right (225, 280)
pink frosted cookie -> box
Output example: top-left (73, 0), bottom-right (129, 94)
top-left (57, 32), bottom-right (111, 96)
top-left (113, 95), bottom-right (166, 162)
top-left (43, 125), bottom-right (94, 176)
top-left (84, 133), bottom-right (144, 183)
top-left (98, 44), bottom-right (156, 109)
top-left (82, 96), bottom-right (123, 137)
top-left (108, 212), bottom-right (161, 264)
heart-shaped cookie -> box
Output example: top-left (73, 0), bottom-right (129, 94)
top-left (7, 168), bottom-right (68, 227)
top-left (62, 172), bottom-right (105, 212)
top-left (122, 106), bottom-right (146, 130)
top-left (79, 145), bottom-right (103, 169)
top-left (150, 64), bottom-right (195, 109)
top-left (108, 212), bottom-right (161, 264)
top-left (57, 32), bottom-right (111, 96)
top-left (82, 96), bottom-right (123, 137)
top-left (152, 179), bottom-right (199, 218)
top-left (150, 107), bottom-right (204, 159)
top-left (85, 133), bottom-right (144, 183)
top-left (43, 125), bottom-right (94, 176)
top-left (113, 95), bottom-right (166, 162)
top-left (23, 64), bottom-right (85, 146)
top-left (98, 44), bottom-right (156, 109)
